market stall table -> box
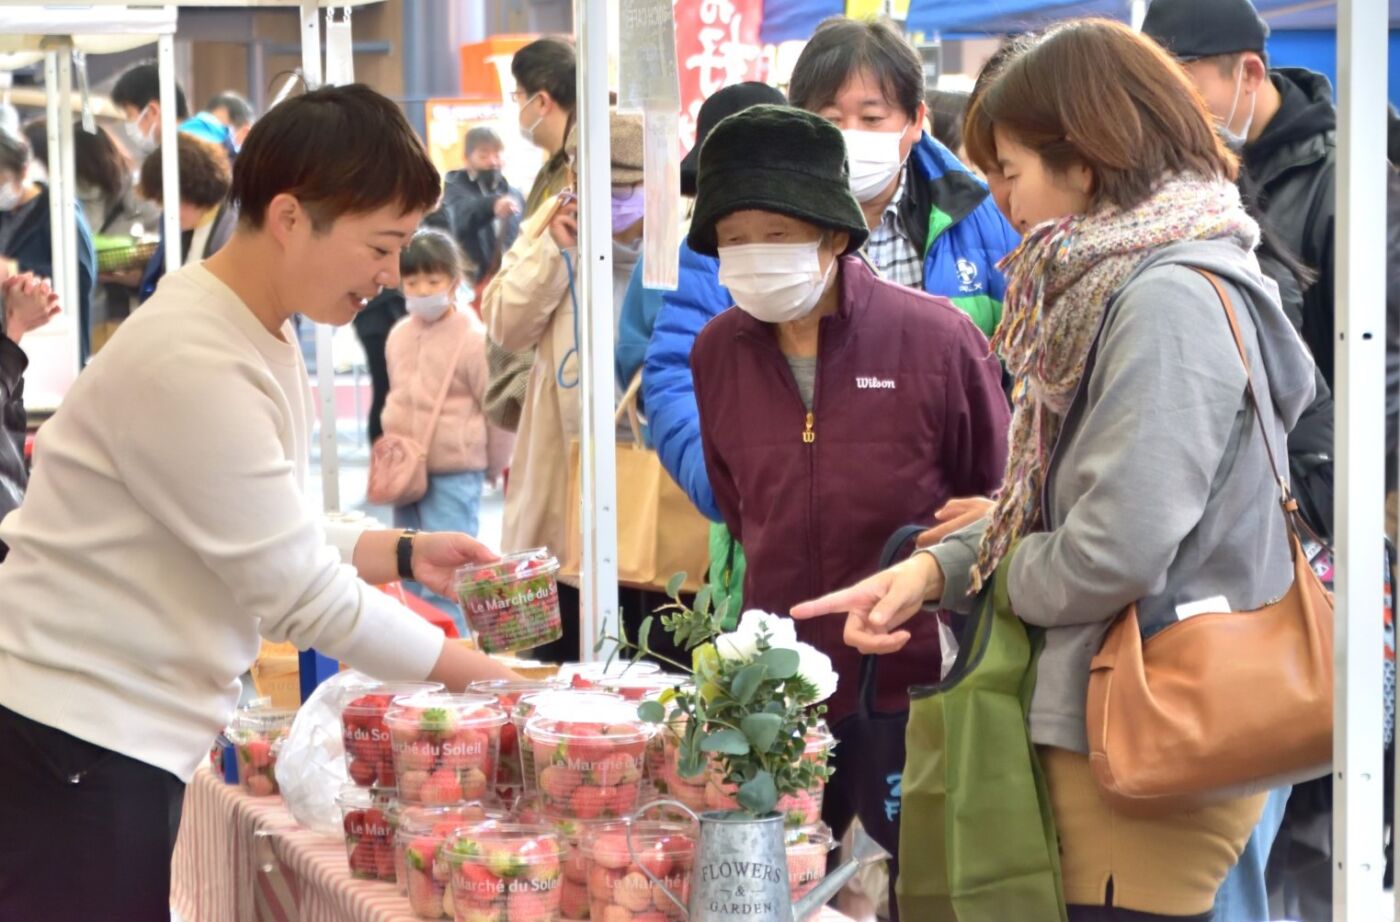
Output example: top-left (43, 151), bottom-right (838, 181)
top-left (171, 765), bottom-right (859, 922)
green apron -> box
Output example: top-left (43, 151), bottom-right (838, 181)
top-left (896, 556), bottom-right (1067, 921)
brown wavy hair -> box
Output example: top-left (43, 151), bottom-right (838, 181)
top-left (964, 19), bottom-right (1237, 212)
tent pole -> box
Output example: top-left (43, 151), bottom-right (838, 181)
top-left (42, 52), bottom-right (68, 326)
top-left (576, 0), bottom-right (620, 662)
top-left (57, 48), bottom-right (78, 358)
top-left (1334, 0), bottom-right (1388, 917)
top-left (158, 32), bottom-right (180, 275)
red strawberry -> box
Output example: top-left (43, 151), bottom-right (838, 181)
top-left (342, 810), bottom-right (366, 837)
top-left (608, 782), bottom-right (640, 815)
top-left (348, 841), bottom-right (377, 878)
top-left (456, 861), bottom-right (502, 905)
top-left (398, 769), bottom-right (429, 802)
top-left (406, 837), bottom-right (439, 872)
top-left (615, 871), bottom-right (654, 911)
top-left (375, 842), bottom-right (397, 880)
top-left (589, 832), bottom-right (631, 869)
top-left (635, 840), bottom-right (673, 880)
top-left (569, 784), bottom-right (609, 819)
top-left (499, 721), bottom-right (518, 756)
top-left (377, 760), bottom-right (398, 787)
top-left (559, 876), bottom-right (590, 917)
top-left (400, 739), bottom-right (438, 772)
top-left (245, 773), bottom-right (277, 797)
top-left (632, 912), bottom-right (668, 922)
top-left (459, 767), bottom-right (489, 801)
top-left (243, 739), bottom-right (272, 769)
top-left (347, 757), bottom-right (377, 786)
top-left (588, 864), bottom-right (622, 901)
top-left (539, 765), bottom-right (582, 801)
top-left (421, 768), bottom-right (464, 805)
top-left (406, 866), bottom-right (443, 916)
top-left (507, 887), bottom-right (558, 921)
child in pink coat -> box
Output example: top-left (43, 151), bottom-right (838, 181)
top-left (381, 229), bottom-right (513, 627)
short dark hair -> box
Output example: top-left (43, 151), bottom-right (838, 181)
top-left (0, 127), bottom-right (30, 176)
top-left (511, 37), bottom-right (577, 112)
top-left (400, 228), bottom-right (466, 280)
top-left (1197, 49), bottom-right (1270, 79)
top-left (964, 19), bottom-right (1237, 212)
top-left (789, 17), bottom-right (924, 122)
top-left (465, 126), bottom-right (503, 156)
top-left (230, 83), bottom-right (441, 231)
top-left (26, 119), bottom-right (129, 203)
top-left (111, 62), bottom-right (189, 120)
top-left (139, 133), bottom-right (231, 208)
top-left (926, 89), bottom-right (968, 153)
top-left (206, 91), bottom-right (254, 127)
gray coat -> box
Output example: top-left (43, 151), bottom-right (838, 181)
top-left (930, 238), bottom-right (1318, 754)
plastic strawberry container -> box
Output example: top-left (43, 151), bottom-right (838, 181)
top-left (338, 785), bottom-right (398, 882)
top-left (581, 820), bottom-right (696, 921)
top-left (467, 678), bottom-right (565, 801)
top-left (456, 549), bottom-right (564, 654)
top-left (704, 721), bottom-right (835, 827)
top-left (341, 682), bottom-right (443, 788)
top-left (384, 693), bottom-right (507, 805)
top-left (596, 672), bottom-right (688, 701)
top-left (229, 705), bottom-right (296, 797)
top-left (444, 822), bottom-right (564, 921)
top-left (526, 698), bottom-right (655, 821)
top-left (512, 690), bottom-right (623, 799)
top-left (785, 824), bottom-right (837, 903)
top-left (556, 660), bottom-right (660, 689)
top-left (395, 803), bottom-right (507, 918)
top-left (647, 713), bottom-right (708, 815)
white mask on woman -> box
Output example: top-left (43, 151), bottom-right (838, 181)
top-left (718, 240), bottom-right (836, 325)
top-left (405, 290), bottom-right (452, 322)
top-left (0, 181), bottom-right (22, 212)
top-left (842, 128), bottom-right (906, 202)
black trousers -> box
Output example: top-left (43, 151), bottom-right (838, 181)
top-left (532, 584), bottom-right (691, 667)
top-left (359, 331), bottom-right (391, 442)
top-left (1068, 907), bottom-right (1212, 922)
top-left (0, 705), bottom-right (185, 921)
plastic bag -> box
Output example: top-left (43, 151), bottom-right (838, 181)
top-left (275, 668), bottom-right (375, 836)
top-left (938, 612), bottom-right (960, 682)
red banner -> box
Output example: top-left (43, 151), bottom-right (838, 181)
top-left (674, 0), bottom-right (769, 154)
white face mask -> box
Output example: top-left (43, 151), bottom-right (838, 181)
top-left (718, 240), bottom-right (837, 325)
top-left (0, 182), bottom-right (22, 212)
top-left (405, 290), bottom-right (452, 322)
top-left (124, 106), bottom-right (158, 156)
top-left (842, 128), bottom-right (907, 202)
top-left (1220, 62), bottom-right (1257, 150)
top-left (519, 93), bottom-right (545, 146)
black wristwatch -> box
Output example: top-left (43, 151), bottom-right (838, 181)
top-left (396, 530), bottom-right (418, 581)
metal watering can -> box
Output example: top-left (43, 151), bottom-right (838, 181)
top-left (629, 799), bottom-right (889, 922)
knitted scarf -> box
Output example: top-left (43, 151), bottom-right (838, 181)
top-left (970, 174), bottom-right (1260, 593)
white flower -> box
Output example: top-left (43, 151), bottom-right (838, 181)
top-left (715, 610), bottom-right (798, 662)
top-left (794, 642), bottom-right (838, 704)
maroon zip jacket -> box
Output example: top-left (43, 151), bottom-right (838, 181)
top-left (691, 255), bottom-right (1010, 723)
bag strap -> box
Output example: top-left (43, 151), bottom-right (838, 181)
top-left (857, 525), bottom-right (931, 719)
top-left (615, 372), bottom-right (645, 445)
top-left (1189, 268), bottom-right (1302, 528)
top-left (419, 323), bottom-right (473, 448)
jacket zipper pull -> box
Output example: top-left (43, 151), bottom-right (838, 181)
top-left (802, 412), bottom-right (815, 444)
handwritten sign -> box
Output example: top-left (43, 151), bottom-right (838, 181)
top-left (619, 0), bottom-right (681, 111)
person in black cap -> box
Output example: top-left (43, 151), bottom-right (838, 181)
top-left (687, 104), bottom-right (1010, 910)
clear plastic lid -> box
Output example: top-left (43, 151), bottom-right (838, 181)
top-left (383, 692), bottom-right (507, 732)
top-left (442, 822), bottom-right (563, 866)
top-left (228, 705), bottom-right (297, 736)
top-left (784, 822), bottom-right (836, 850)
top-left (556, 660), bottom-right (660, 684)
top-left (804, 720), bottom-right (836, 754)
top-left (581, 820), bottom-right (696, 862)
top-left (466, 677), bottom-right (564, 699)
top-left (397, 803), bottom-right (506, 838)
top-left (524, 697), bottom-right (653, 745)
top-left (596, 672), bottom-right (688, 700)
top-left (511, 689), bottom-right (623, 724)
top-left (336, 784), bottom-right (380, 811)
top-left (341, 682), bottom-right (444, 717)
top-left (454, 547), bottom-right (560, 586)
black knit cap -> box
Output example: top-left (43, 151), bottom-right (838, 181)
top-left (1141, 0), bottom-right (1270, 61)
top-left (680, 82), bottom-right (788, 197)
top-left (687, 104), bottom-right (869, 258)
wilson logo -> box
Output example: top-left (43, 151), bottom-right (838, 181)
top-left (856, 377), bottom-right (896, 390)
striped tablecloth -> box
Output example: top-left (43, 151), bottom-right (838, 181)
top-left (171, 765), bottom-right (855, 922)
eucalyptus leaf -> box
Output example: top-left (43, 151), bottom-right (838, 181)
top-left (666, 572), bottom-right (687, 600)
top-left (737, 771), bottom-right (778, 816)
top-left (754, 647), bottom-right (799, 680)
top-left (700, 728), bottom-right (751, 756)
top-left (730, 663), bottom-right (768, 706)
top-left (740, 713), bottom-right (783, 753)
top-left (593, 634), bottom-right (606, 654)
top-left (637, 700), bottom-right (666, 723)
top-left (638, 616), bottom-right (654, 654)
top-left (695, 586), bottom-right (712, 618)
top-left (678, 739), bottom-right (706, 778)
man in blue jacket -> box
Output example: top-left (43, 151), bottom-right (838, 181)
top-left (645, 19), bottom-right (1018, 530)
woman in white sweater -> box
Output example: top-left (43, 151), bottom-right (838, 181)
top-left (0, 85), bottom-right (518, 920)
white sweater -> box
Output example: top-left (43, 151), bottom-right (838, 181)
top-left (0, 265), bottom-right (445, 782)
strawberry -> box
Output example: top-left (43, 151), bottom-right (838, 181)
top-left (499, 721), bottom-right (518, 756)
top-left (615, 871), bottom-right (654, 912)
top-left (347, 757), bottom-right (377, 786)
top-left (406, 838), bottom-right (439, 872)
top-left (419, 706), bottom-right (457, 735)
top-left (635, 841), bottom-right (672, 880)
top-left (539, 765), bottom-right (582, 801)
top-left (507, 887), bottom-right (559, 921)
top-left (244, 773), bottom-right (277, 797)
top-left (343, 810), bottom-right (366, 837)
top-left (632, 912), bottom-right (668, 922)
top-left (780, 789), bottom-right (819, 827)
top-left (377, 759), bottom-right (398, 787)
top-left (348, 841), bottom-right (377, 878)
top-left (375, 842), bottom-right (397, 880)
top-left (406, 866), bottom-right (443, 916)
top-left (589, 832), bottom-right (631, 870)
top-left (569, 785), bottom-right (609, 819)
top-left (486, 843), bottom-right (524, 879)
top-left (559, 876), bottom-right (590, 917)
top-left (588, 864), bottom-right (622, 901)
top-left (400, 740), bottom-right (438, 773)
top-left (420, 769), bottom-right (463, 805)
top-left (459, 767), bottom-right (489, 801)
top-left (398, 769), bottom-right (429, 802)
top-left (600, 905), bottom-right (635, 922)
top-left (608, 782), bottom-right (640, 815)
top-left (243, 739), bottom-right (272, 769)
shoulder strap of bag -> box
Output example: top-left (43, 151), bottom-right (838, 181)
top-left (420, 324), bottom-right (474, 448)
top-left (857, 525), bottom-right (932, 719)
top-left (1189, 268), bottom-right (1303, 532)
top-left (615, 372), bottom-right (645, 445)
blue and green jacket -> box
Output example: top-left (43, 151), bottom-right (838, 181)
top-left (900, 133), bottom-right (1020, 336)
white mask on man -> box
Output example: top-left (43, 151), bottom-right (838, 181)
top-left (0, 182), bottom-right (22, 212)
top-left (1220, 61), bottom-right (1257, 150)
top-left (124, 105), bottom-right (158, 156)
top-left (405, 290), bottom-right (452, 322)
top-left (718, 240), bottom-right (836, 325)
top-left (841, 128), bottom-right (906, 202)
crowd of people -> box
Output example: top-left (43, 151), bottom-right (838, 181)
top-left (0, 0), bottom-right (1394, 919)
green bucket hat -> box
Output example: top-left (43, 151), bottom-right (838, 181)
top-left (687, 104), bottom-right (869, 258)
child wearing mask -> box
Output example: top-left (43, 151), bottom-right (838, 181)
top-left (382, 229), bottom-right (512, 630)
